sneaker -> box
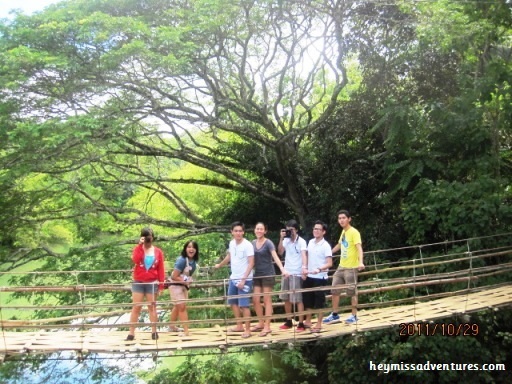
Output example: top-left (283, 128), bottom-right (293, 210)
top-left (279, 320), bottom-right (293, 330)
top-left (296, 323), bottom-right (306, 332)
top-left (345, 314), bottom-right (358, 324)
top-left (322, 312), bottom-right (341, 324)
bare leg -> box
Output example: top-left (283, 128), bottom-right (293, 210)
top-left (252, 285), bottom-right (265, 329)
top-left (128, 292), bottom-right (144, 336)
top-left (317, 310), bottom-right (324, 327)
top-left (170, 305), bottom-right (179, 323)
top-left (146, 292), bottom-right (158, 333)
top-left (351, 295), bottom-right (358, 316)
top-left (331, 293), bottom-right (340, 313)
top-left (169, 288), bottom-right (188, 331)
top-left (231, 304), bottom-right (244, 330)
top-left (304, 309), bottom-right (312, 327)
top-left (176, 303), bottom-right (189, 335)
top-left (262, 286), bottom-right (273, 331)
top-left (284, 301), bottom-right (292, 320)
top-left (296, 302), bottom-right (305, 324)
top-left (241, 307), bottom-right (251, 336)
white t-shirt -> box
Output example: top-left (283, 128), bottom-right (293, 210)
top-left (307, 238), bottom-right (332, 279)
top-left (283, 236), bottom-right (307, 275)
top-left (228, 238), bottom-right (254, 280)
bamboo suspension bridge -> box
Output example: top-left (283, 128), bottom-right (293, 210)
top-left (1, 234), bottom-right (511, 362)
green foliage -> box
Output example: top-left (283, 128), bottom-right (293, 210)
top-left (0, 355), bottom-right (48, 384)
top-left (147, 347), bottom-right (318, 384)
top-left (148, 354), bottom-right (262, 384)
top-left (276, 347), bottom-right (319, 382)
top-left (402, 177), bottom-right (511, 243)
top-left (8, 246), bottom-right (130, 319)
top-left (360, 0), bottom-right (512, 245)
top-left (324, 309), bottom-right (512, 384)
top-left (0, 0), bottom-right (511, 381)
top-left (0, 0), bottom-right (363, 249)
top-left (0, 353), bottom-right (139, 384)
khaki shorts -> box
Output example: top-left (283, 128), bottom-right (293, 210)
top-left (169, 284), bottom-right (189, 304)
top-left (331, 268), bottom-right (358, 297)
top-left (279, 275), bottom-right (303, 303)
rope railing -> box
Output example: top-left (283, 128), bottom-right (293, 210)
top-left (0, 234), bottom-right (511, 356)
top-left (1, 256), bottom-right (511, 329)
top-left (0, 233), bottom-right (512, 276)
top-left (1, 246), bottom-right (511, 293)
top-left (1, 241), bottom-right (509, 278)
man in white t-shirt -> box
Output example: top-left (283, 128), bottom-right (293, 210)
top-left (215, 221), bottom-right (255, 338)
top-left (303, 220), bottom-right (332, 332)
top-left (277, 219), bottom-right (308, 332)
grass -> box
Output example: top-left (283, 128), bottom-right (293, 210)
top-left (0, 259), bottom-right (48, 320)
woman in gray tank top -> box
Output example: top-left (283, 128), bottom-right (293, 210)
top-left (251, 222), bottom-right (287, 336)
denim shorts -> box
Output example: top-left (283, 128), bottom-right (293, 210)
top-left (227, 279), bottom-right (253, 307)
top-left (132, 281), bottom-right (158, 295)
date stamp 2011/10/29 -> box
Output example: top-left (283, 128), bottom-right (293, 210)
top-left (399, 322), bottom-right (479, 337)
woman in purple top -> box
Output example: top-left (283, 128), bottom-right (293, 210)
top-left (251, 222), bottom-right (287, 336)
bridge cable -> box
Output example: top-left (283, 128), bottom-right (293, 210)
top-left (223, 278), bottom-right (229, 346)
top-left (73, 271), bottom-right (86, 360)
top-left (465, 240), bottom-right (473, 314)
top-left (0, 290), bottom-right (8, 358)
top-left (418, 246), bottom-right (429, 296)
top-left (412, 251), bottom-right (417, 322)
top-left (371, 251), bottom-right (379, 280)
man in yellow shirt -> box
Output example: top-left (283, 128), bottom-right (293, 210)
top-left (323, 210), bottom-right (365, 324)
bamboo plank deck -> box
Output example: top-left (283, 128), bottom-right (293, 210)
top-left (1, 285), bottom-right (510, 356)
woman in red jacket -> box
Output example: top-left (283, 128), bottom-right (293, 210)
top-left (126, 227), bottom-right (165, 341)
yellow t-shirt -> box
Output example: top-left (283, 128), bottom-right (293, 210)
top-left (338, 227), bottom-right (362, 269)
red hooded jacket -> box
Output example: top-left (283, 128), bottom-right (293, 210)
top-left (132, 244), bottom-right (165, 291)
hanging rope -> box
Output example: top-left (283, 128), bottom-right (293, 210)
top-left (418, 246), bottom-right (429, 295)
top-left (0, 289), bottom-right (8, 359)
top-left (412, 250), bottom-right (417, 321)
top-left (371, 251), bottom-right (379, 280)
top-left (223, 277), bottom-right (229, 346)
top-left (465, 239), bottom-right (473, 313)
top-left (72, 271), bottom-right (87, 356)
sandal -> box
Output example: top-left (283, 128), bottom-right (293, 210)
top-left (250, 325), bottom-right (264, 332)
top-left (229, 327), bottom-right (245, 332)
top-left (125, 334), bottom-right (135, 341)
top-left (258, 329), bottom-right (272, 337)
top-left (310, 327), bottom-right (322, 333)
top-left (241, 332), bottom-right (252, 339)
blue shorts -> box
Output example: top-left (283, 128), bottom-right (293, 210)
top-left (132, 281), bottom-right (158, 295)
top-left (227, 279), bottom-right (253, 307)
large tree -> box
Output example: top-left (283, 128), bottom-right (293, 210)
top-left (0, 0), bottom-right (353, 256)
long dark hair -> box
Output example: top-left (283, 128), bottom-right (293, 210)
top-left (141, 227), bottom-right (154, 244)
top-left (181, 240), bottom-right (199, 262)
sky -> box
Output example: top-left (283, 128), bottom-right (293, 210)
top-left (0, 0), bottom-right (61, 19)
